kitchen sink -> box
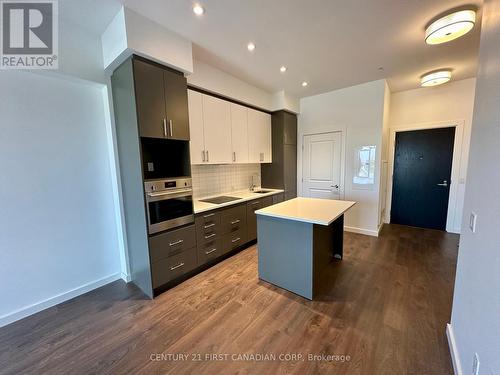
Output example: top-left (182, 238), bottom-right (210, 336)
top-left (200, 196), bottom-right (241, 204)
top-left (252, 189), bottom-right (273, 194)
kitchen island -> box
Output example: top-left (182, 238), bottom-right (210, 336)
top-left (255, 197), bottom-right (356, 300)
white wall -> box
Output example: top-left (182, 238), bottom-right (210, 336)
top-left (0, 71), bottom-right (121, 327)
top-left (388, 78), bottom-right (476, 232)
top-left (187, 59), bottom-right (275, 111)
top-left (298, 80), bottom-right (387, 235)
top-left (101, 7), bottom-right (193, 74)
top-left (448, 1), bottom-right (500, 373)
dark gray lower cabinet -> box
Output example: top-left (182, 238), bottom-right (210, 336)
top-left (246, 196), bottom-right (274, 241)
top-left (151, 247), bottom-right (197, 288)
top-left (149, 225), bottom-right (196, 262)
top-left (150, 194), bottom-right (281, 291)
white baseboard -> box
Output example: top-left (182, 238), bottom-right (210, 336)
top-left (344, 226), bottom-right (379, 237)
top-left (121, 272), bottom-right (132, 282)
top-left (446, 323), bottom-right (463, 375)
top-left (0, 272), bottom-right (121, 328)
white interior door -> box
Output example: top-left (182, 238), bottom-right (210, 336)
top-left (302, 132), bottom-right (342, 199)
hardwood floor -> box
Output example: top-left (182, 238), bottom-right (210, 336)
top-left (0, 224), bottom-right (458, 375)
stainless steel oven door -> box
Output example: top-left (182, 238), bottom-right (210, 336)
top-left (145, 188), bottom-right (194, 234)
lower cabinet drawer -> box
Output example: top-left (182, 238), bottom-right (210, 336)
top-left (151, 247), bottom-right (197, 288)
top-left (222, 228), bottom-right (247, 254)
top-left (221, 205), bottom-right (247, 234)
top-left (149, 225), bottom-right (196, 262)
top-left (197, 238), bottom-right (223, 265)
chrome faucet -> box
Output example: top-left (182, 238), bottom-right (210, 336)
top-left (250, 174), bottom-right (259, 191)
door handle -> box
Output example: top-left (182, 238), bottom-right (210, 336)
top-left (331, 185), bottom-right (339, 189)
top-left (437, 180), bottom-right (448, 187)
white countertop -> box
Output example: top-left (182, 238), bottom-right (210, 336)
top-left (255, 197), bottom-right (356, 226)
top-left (193, 188), bottom-right (284, 214)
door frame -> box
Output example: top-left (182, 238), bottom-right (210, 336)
top-left (299, 129), bottom-right (346, 200)
top-left (386, 120), bottom-right (465, 233)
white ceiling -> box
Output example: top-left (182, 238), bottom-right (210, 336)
top-left (61, 0), bottom-right (482, 97)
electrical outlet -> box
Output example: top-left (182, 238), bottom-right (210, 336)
top-left (473, 352), bottom-right (480, 375)
top-left (469, 212), bottom-right (477, 233)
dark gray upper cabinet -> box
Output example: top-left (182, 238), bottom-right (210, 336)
top-left (283, 111), bottom-right (297, 145)
top-left (163, 70), bottom-right (190, 140)
top-left (261, 111), bottom-right (297, 199)
top-left (133, 59), bottom-right (167, 139)
top-left (132, 57), bottom-right (190, 140)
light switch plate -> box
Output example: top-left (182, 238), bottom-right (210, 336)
top-left (469, 212), bottom-right (477, 233)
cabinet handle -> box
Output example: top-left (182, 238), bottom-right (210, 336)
top-left (233, 152), bottom-right (236, 162)
top-left (230, 219), bottom-right (240, 225)
top-left (163, 118), bottom-right (167, 137)
top-left (169, 119), bottom-right (173, 137)
top-left (202, 150), bottom-right (205, 162)
top-left (206, 150), bottom-right (209, 162)
top-left (205, 248), bottom-right (217, 255)
top-left (260, 152), bottom-right (264, 162)
top-left (203, 213), bottom-right (215, 218)
top-left (204, 223), bottom-right (215, 229)
top-left (251, 201), bottom-right (260, 205)
top-left (170, 262), bottom-right (185, 271)
top-left (169, 239), bottom-right (183, 247)
top-left (205, 233), bottom-right (216, 239)
top-left (231, 237), bottom-right (241, 243)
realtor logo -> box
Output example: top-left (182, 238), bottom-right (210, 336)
top-left (1, 0), bottom-right (58, 69)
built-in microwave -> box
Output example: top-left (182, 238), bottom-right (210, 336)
top-left (144, 177), bottom-right (194, 234)
top-left (141, 138), bottom-right (190, 180)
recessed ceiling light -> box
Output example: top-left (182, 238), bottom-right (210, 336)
top-left (425, 10), bottom-right (476, 44)
top-left (302, 81), bottom-right (308, 87)
top-left (280, 66), bottom-right (287, 73)
top-left (193, 4), bottom-right (204, 15)
top-left (247, 42), bottom-right (256, 52)
top-left (421, 70), bottom-right (452, 87)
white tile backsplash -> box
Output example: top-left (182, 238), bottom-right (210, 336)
top-left (191, 164), bottom-right (261, 198)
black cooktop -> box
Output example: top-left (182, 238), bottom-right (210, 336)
top-left (200, 196), bottom-right (241, 204)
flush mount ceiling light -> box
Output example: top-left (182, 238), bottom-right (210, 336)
top-left (425, 9), bottom-right (476, 44)
top-left (421, 70), bottom-right (452, 87)
top-left (247, 42), bottom-right (256, 51)
top-left (280, 66), bottom-right (287, 73)
top-left (301, 81), bottom-right (308, 87)
top-left (192, 4), bottom-right (204, 15)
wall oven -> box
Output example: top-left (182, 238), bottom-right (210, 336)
top-left (144, 177), bottom-right (194, 234)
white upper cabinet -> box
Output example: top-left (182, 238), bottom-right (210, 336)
top-left (187, 90), bottom-right (205, 164)
top-left (188, 90), bottom-right (271, 165)
top-left (248, 108), bottom-right (272, 163)
top-left (202, 94), bottom-right (232, 164)
top-left (230, 103), bottom-right (249, 163)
